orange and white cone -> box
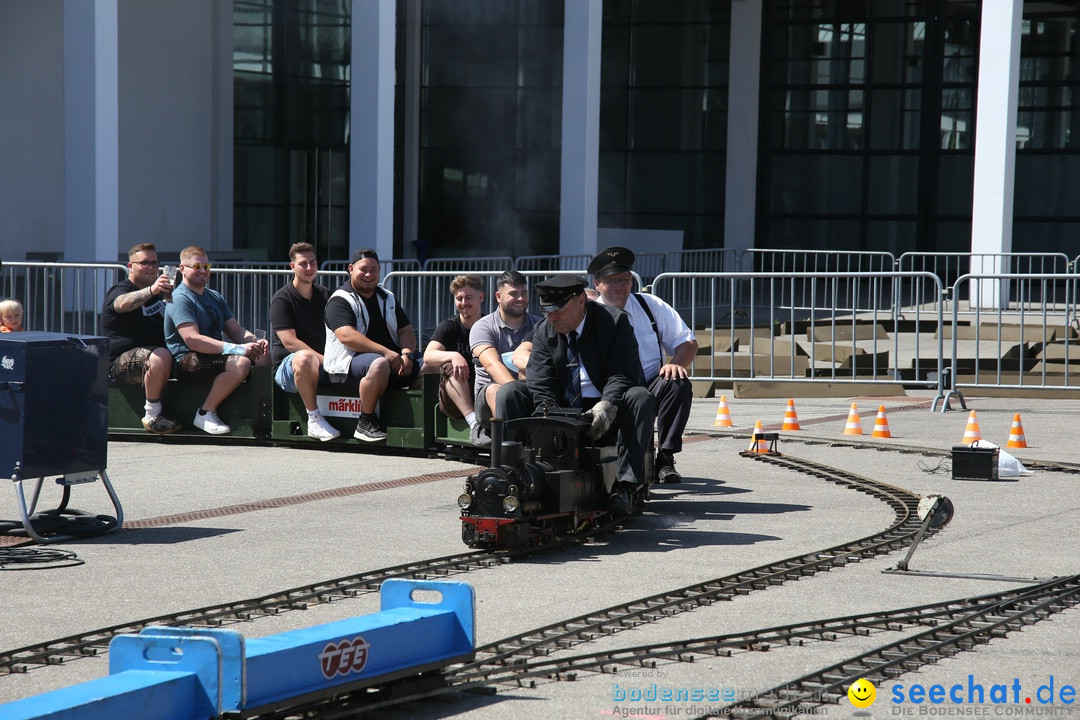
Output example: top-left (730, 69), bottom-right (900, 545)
top-left (713, 395), bottom-right (734, 427)
top-left (843, 403), bottom-right (863, 435)
top-left (871, 405), bottom-right (892, 438)
top-left (781, 399), bottom-right (801, 431)
top-left (748, 420), bottom-right (769, 453)
top-left (1006, 413), bottom-right (1027, 448)
top-left (961, 409), bottom-right (982, 443)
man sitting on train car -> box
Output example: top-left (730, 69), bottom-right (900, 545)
top-left (164, 246), bottom-right (270, 435)
top-left (516, 275), bottom-right (656, 519)
top-left (269, 242), bottom-right (339, 442)
top-left (589, 246), bottom-right (698, 484)
top-left (101, 242), bottom-right (181, 434)
top-left (323, 248), bottom-right (421, 442)
top-left (423, 274), bottom-right (488, 446)
top-left (469, 269), bottom-right (540, 430)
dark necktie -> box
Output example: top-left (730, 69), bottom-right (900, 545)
top-left (564, 331), bottom-right (581, 407)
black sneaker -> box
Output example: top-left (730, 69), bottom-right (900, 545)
top-left (353, 415), bottom-right (387, 442)
top-left (607, 483), bottom-right (633, 519)
top-left (656, 450), bottom-right (681, 484)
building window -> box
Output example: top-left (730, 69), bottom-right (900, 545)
top-left (233, 0), bottom-right (351, 262)
top-left (599, 0), bottom-right (731, 251)
top-left (414, 0), bottom-right (564, 260)
top-left (1013, 2), bottom-right (1080, 253)
top-left (759, 0), bottom-right (978, 256)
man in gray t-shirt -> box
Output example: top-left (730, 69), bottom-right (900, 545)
top-left (469, 270), bottom-right (539, 428)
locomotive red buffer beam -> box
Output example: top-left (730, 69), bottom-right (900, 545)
top-left (1, 579), bottom-right (475, 720)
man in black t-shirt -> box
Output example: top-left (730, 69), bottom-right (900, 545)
top-left (422, 274), bottom-right (487, 445)
top-left (323, 248), bottom-right (421, 442)
top-left (269, 242), bottom-right (339, 441)
top-left (100, 242), bottom-right (180, 434)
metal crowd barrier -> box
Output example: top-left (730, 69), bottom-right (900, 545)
top-left (897, 252), bottom-right (1072, 321)
top-left (940, 273), bottom-right (1080, 405)
top-left (740, 249), bottom-right (896, 316)
top-left (650, 271), bottom-right (945, 395)
top-left (382, 268), bottom-right (643, 343)
top-left (8, 256), bottom-right (1080, 400)
top-left (0, 262), bottom-right (127, 335)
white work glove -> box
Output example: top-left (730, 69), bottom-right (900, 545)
top-left (584, 400), bottom-right (617, 439)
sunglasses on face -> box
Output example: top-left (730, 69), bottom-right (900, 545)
top-left (184, 263), bottom-right (212, 271)
top-left (131, 260), bottom-right (159, 268)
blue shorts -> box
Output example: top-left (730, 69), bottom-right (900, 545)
top-left (274, 353), bottom-right (332, 393)
top-left (343, 352), bottom-right (422, 390)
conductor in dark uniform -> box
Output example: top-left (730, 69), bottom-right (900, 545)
top-left (518, 274), bottom-right (656, 518)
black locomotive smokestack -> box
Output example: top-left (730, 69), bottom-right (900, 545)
top-left (490, 417), bottom-right (504, 468)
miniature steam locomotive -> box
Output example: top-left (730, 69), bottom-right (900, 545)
top-left (457, 410), bottom-right (652, 549)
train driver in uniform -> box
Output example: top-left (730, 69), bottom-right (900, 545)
top-left (513, 275), bottom-right (656, 519)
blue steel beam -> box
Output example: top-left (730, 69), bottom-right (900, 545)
top-left (1, 579), bottom-right (475, 720)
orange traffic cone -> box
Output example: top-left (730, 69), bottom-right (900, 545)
top-left (871, 405), bottom-right (892, 438)
top-left (961, 409), bottom-right (982, 443)
top-left (1006, 413), bottom-right (1027, 448)
top-left (781, 399), bottom-right (801, 431)
top-left (748, 420), bottom-right (769, 453)
top-left (713, 395), bottom-right (734, 427)
top-left (843, 403), bottom-right (863, 435)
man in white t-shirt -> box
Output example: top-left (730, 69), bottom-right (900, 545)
top-left (589, 247), bottom-right (698, 484)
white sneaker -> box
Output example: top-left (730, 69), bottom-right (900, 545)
top-left (307, 412), bottom-right (341, 442)
top-left (193, 409), bottom-right (231, 435)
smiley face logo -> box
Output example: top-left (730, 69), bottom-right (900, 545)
top-left (848, 678), bottom-right (876, 708)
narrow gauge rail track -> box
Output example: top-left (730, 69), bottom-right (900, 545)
top-left (1, 450), bottom-right (962, 718)
top-left (720, 573), bottom-right (1080, 719)
top-left (710, 429), bottom-right (1080, 476)
top-left (0, 550), bottom-right (510, 675)
top-left (240, 453), bottom-right (945, 719)
top-left (442, 574), bottom-right (1079, 693)
top-left (446, 452), bottom-right (929, 686)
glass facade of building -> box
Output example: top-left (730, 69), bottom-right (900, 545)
top-left (1014, 3), bottom-right (1080, 252)
top-left (414, 0), bottom-right (564, 260)
top-left (228, 0), bottom-right (1079, 261)
top-left (598, 0), bottom-right (731, 251)
top-left (233, 0), bottom-right (351, 262)
top-left (759, 0), bottom-right (980, 256)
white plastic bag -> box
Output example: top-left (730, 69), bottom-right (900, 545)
top-left (971, 439), bottom-right (1033, 477)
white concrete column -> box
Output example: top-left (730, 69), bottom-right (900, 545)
top-left (559, 0), bottom-right (602, 258)
top-left (724, 0), bottom-right (762, 268)
top-left (350, 0), bottom-right (396, 260)
top-left (971, 0), bottom-right (1023, 307)
top-left (63, 0), bottom-right (119, 262)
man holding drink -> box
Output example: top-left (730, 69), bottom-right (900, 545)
top-left (101, 242), bottom-right (181, 434)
